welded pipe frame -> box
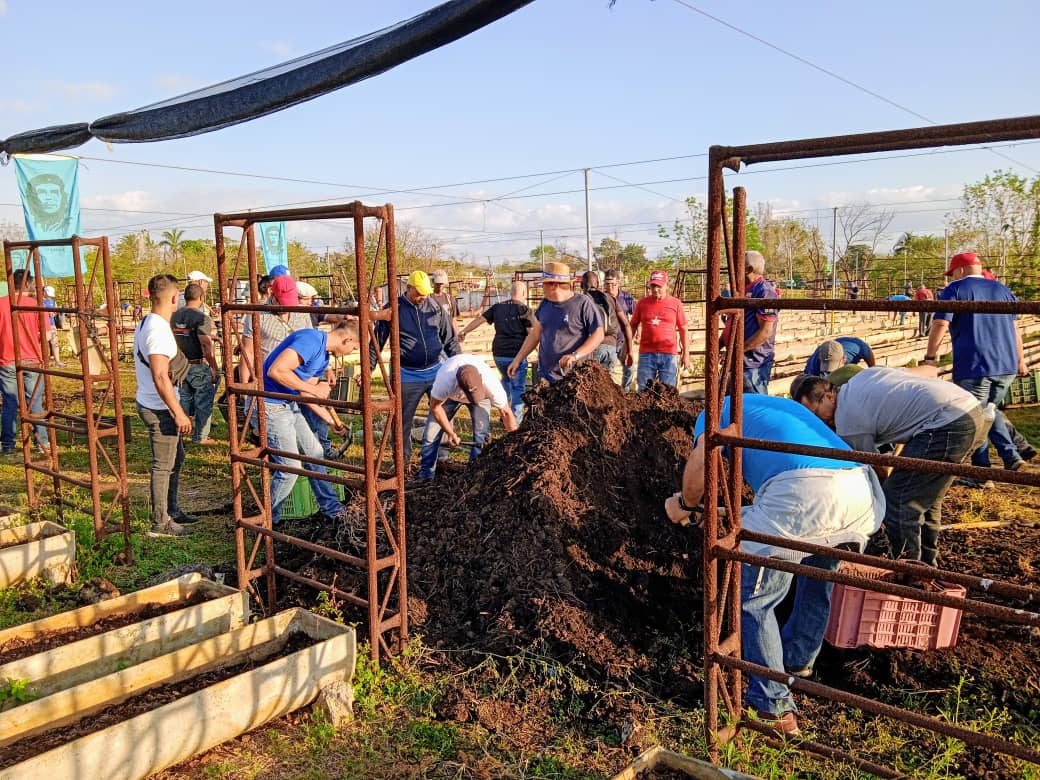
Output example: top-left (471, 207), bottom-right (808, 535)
top-left (215, 201), bottom-right (407, 662)
top-left (1, 236), bottom-right (132, 556)
top-left (702, 114), bottom-right (1040, 773)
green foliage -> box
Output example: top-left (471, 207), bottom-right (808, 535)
top-left (301, 710), bottom-right (337, 754)
top-left (313, 590), bottom-right (345, 624)
top-left (657, 196), bottom-right (708, 270)
top-left (0, 677), bottom-right (37, 710)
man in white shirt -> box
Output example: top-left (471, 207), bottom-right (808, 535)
top-left (415, 354), bottom-right (518, 482)
top-left (135, 274), bottom-right (195, 537)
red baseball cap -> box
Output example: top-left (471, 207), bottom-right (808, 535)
top-left (649, 270), bottom-right (668, 287)
top-left (944, 252), bottom-right (981, 276)
top-left (271, 275), bottom-right (299, 306)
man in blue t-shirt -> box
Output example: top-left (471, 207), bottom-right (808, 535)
top-left (507, 261), bottom-right (603, 384)
top-left (803, 336), bottom-right (875, 377)
top-left (664, 394), bottom-right (884, 738)
top-left (741, 251), bottom-right (779, 394)
top-left (263, 322), bottom-right (359, 524)
top-left (923, 251), bottom-right (1028, 474)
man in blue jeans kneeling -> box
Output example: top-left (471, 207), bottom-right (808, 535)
top-left (263, 321), bottom-right (359, 524)
top-left (665, 394), bottom-right (884, 738)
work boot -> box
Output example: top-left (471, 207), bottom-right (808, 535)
top-left (748, 710), bottom-right (801, 738)
top-left (170, 511), bottom-right (201, 524)
top-left (147, 519), bottom-right (188, 537)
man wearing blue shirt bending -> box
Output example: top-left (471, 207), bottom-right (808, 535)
top-left (923, 251), bottom-right (1028, 476)
top-left (664, 395), bottom-right (884, 738)
top-left (263, 322), bottom-right (359, 524)
top-left (803, 336), bottom-right (875, 377)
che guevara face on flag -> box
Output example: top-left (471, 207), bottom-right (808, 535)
top-left (13, 154), bottom-right (83, 278)
top-left (258, 221), bottom-right (288, 273)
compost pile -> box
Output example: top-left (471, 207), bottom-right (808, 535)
top-left (404, 363), bottom-right (707, 692)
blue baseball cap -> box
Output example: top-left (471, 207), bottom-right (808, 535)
top-left (269, 264), bottom-right (290, 277)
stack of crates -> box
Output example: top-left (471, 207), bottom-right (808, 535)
top-left (1007, 369), bottom-right (1040, 406)
top-left (279, 468), bottom-right (346, 519)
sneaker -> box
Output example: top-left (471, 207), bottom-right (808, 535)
top-left (147, 520), bottom-right (188, 537)
top-left (749, 710), bottom-right (801, 738)
top-left (785, 666), bottom-right (813, 679)
top-left (170, 511), bottom-right (201, 524)
top-left (1021, 446), bottom-right (1038, 462)
top-left (1004, 459), bottom-right (1026, 472)
top-left (323, 447), bottom-right (343, 461)
top-left (955, 477), bottom-right (995, 489)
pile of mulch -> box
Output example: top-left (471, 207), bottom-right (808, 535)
top-left (279, 363), bottom-right (708, 695)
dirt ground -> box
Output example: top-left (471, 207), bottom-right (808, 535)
top-left (273, 363), bottom-right (1040, 777)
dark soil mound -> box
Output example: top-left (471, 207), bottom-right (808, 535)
top-left (405, 364), bottom-right (705, 693)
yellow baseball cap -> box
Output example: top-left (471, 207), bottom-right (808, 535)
top-left (408, 270), bottom-right (433, 295)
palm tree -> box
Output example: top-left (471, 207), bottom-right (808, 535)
top-left (160, 228), bottom-right (186, 280)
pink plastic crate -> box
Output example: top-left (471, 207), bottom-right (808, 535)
top-left (824, 562), bottom-right (966, 650)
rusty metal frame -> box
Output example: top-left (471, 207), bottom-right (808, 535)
top-left (215, 201), bottom-right (406, 662)
top-left (703, 114), bottom-right (1040, 774)
top-left (2, 236), bottom-right (132, 556)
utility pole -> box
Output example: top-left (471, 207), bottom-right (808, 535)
top-left (584, 168), bottom-right (593, 273)
top-left (539, 229), bottom-right (545, 271)
top-left (830, 206), bottom-right (837, 333)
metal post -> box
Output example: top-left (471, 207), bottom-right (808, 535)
top-left (539, 229), bottom-right (545, 271)
top-left (830, 206), bottom-right (838, 332)
top-left (584, 168), bottom-right (593, 273)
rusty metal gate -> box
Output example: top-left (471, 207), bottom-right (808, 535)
top-left (215, 202), bottom-right (407, 660)
top-left (2, 236), bottom-right (132, 556)
top-left (702, 115), bottom-right (1040, 775)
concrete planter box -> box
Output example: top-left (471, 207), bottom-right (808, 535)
top-left (0, 574), bottom-right (249, 699)
top-left (0, 521), bottom-right (75, 588)
top-left (1, 608), bottom-right (355, 780)
top-left (612, 747), bottom-right (760, 780)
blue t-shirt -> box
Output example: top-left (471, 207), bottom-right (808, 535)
top-left (744, 277), bottom-right (778, 368)
top-left (263, 328), bottom-right (329, 403)
top-left (693, 395), bottom-right (853, 492)
top-left (934, 276), bottom-right (1018, 382)
top-left (535, 294), bottom-right (602, 382)
top-left (803, 336), bottom-right (873, 376)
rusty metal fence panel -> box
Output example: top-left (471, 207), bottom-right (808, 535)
top-left (702, 114), bottom-right (1040, 775)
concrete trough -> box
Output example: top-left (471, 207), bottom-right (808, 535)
top-left (0, 521), bottom-right (75, 588)
top-left (0, 608), bottom-right (356, 780)
top-left (612, 746), bottom-right (760, 780)
top-left (0, 574), bottom-right (249, 699)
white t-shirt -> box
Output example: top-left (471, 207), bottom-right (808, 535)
top-left (135, 314), bottom-right (178, 410)
top-left (431, 354), bottom-right (508, 409)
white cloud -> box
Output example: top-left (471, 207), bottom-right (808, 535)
top-left (258, 40), bottom-right (293, 59)
top-left (152, 74), bottom-right (206, 95)
top-left (0, 98), bottom-right (45, 114)
top-left (48, 81), bottom-right (117, 100)
top-left (0, 1), bottom-right (8, 16)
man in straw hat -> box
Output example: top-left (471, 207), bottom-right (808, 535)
top-left (507, 261), bottom-right (603, 384)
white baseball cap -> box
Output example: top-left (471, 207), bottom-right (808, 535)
top-left (44, 285), bottom-right (56, 297)
top-left (187, 270), bottom-right (212, 283)
top-left (296, 281), bottom-right (319, 298)
top-left (431, 269), bottom-right (449, 285)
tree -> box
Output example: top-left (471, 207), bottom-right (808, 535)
top-left (160, 228), bottom-right (186, 280)
top-left (834, 202), bottom-right (895, 283)
top-left (657, 196), bottom-right (707, 270)
top-left (947, 169), bottom-right (1040, 285)
top-left (529, 244), bottom-right (558, 266)
top-left (755, 204), bottom-right (824, 282)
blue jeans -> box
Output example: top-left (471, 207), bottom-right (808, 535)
top-left (265, 401), bottom-right (343, 524)
top-left (299, 403), bottom-right (332, 454)
top-left (592, 344), bottom-right (619, 373)
top-left (418, 399), bottom-right (491, 479)
top-left (637, 353), bottom-right (677, 390)
top-left (400, 379), bottom-right (436, 459)
top-left (179, 364), bottom-right (216, 442)
top-left (883, 409), bottom-right (981, 565)
top-left (956, 375), bottom-right (1018, 467)
top-left (494, 356), bottom-right (526, 424)
top-left (618, 347), bottom-right (635, 391)
top-left (742, 550), bottom-right (848, 716)
top-left (0, 363), bottom-right (49, 449)
top-left (743, 360), bottom-right (773, 395)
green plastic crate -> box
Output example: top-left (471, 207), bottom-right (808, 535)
top-left (279, 476), bottom-right (319, 519)
top-left (1007, 370), bottom-right (1040, 406)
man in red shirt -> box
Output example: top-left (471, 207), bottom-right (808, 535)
top-left (0, 269), bottom-right (51, 455)
top-left (914, 283), bottom-right (934, 338)
top-left (630, 270), bottom-right (691, 390)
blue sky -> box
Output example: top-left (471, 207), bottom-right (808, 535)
top-left (2, 0), bottom-right (1038, 269)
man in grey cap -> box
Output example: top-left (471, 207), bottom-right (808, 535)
top-left (430, 270), bottom-right (459, 336)
top-left (793, 365), bottom-right (986, 566)
top-left (803, 336), bottom-right (875, 377)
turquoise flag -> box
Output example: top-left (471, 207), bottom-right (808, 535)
top-left (258, 222), bottom-right (287, 273)
top-left (13, 155), bottom-right (83, 278)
